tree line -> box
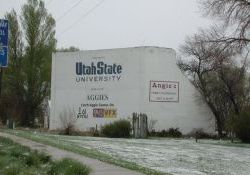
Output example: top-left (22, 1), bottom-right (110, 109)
top-left (178, 0), bottom-right (250, 142)
top-left (0, 0), bottom-right (249, 142)
top-left (0, 0), bottom-right (80, 128)
top-left (0, 0), bottom-right (56, 127)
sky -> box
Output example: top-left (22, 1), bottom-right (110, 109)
top-left (0, 0), bottom-right (213, 51)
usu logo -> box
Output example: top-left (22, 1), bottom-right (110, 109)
top-left (76, 61), bottom-right (122, 75)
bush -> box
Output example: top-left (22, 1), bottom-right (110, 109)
top-left (0, 120), bottom-right (4, 128)
top-left (149, 128), bottom-right (182, 138)
top-left (25, 152), bottom-right (41, 167)
top-left (101, 120), bottom-right (131, 138)
top-left (188, 128), bottom-right (217, 139)
top-left (0, 137), bottom-right (90, 175)
top-left (234, 112), bottom-right (250, 143)
top-left (2, 162), bottom-right (23, 175)
top-left (167, 128), bottom-right (182, 137)
top-left (25, 151), bottom-right (51, 167)
top-left (59, 109), bottom-right (76, 135)
top-left (48, 158), bottom-right (91, 175)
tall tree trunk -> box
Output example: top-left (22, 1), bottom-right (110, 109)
top-left (207, 101), bottom-right (223, 137)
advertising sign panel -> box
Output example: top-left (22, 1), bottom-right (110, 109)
top-left (51, 50), bottom-right (142, 130)
top-left (149, 81), bottom-right (179, 102)
top-left (74, 60), bottom-right (124, 120)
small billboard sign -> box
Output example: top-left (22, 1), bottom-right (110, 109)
top-left (149, 80), bottom-right (179, 102)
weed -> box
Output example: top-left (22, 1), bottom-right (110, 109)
top-left (48, 158), bottom-right (91, 175)
top-left (0, 136), bottom-right (90, 175)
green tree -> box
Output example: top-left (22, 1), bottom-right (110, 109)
top-left (56, 46), bottom-right (80, 52)
top-left (21, 0), bottom-right (56, 126)
top-left (0, 0), bottom-right (56, 127)
top-left (0, 10), bottom-right (24, 124)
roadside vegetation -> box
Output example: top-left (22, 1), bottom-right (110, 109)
top-left (48, 158), bottom-right (90, 175)
top-left (0, 136), bottom-right (91, 175)
top-left (178, 0), bottom-right (250, 142)
top-left (3, 129), bottom-right (169, 175)
top-left (0, 0), bottom-right (56, 128)
top-left (0, 0), bottom-right (249, 144)
top-left (149, 128), bottom-right (182, 138)
top-left (101, 119), bottom-right (131, 138)
top-left (4, 129), bottom-right (250, 175)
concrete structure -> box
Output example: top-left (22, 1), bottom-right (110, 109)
top-left (50, 46), bottom-right (215, 134)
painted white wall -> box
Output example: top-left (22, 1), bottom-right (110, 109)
top-left (50, 46), bottom-right (215, 134)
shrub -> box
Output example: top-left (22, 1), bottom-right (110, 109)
top-left (25, 151), bottom-right (51, 167)
top-left (234, 112), bottom-right (250, 143)
top-left (25, 152), bottom-right (40, 167)
top-left (101, 120), bottom-right (131, 138)
top-left (48, 158), bottom-right (91, 175)
top-left (0, 137), bottom-right (90, 175)
top-left (149, 128), bottom-right (182, 138)
top-left (2, 162), bottom-right (23, 175)
top-left (0, 120), bottom-right (4, 128)
top-left (59, 109), bottom-right (77, 135)
top-left (38, 152), bottom-right (51, 163)
top-left (167, 128), bottom-right (182, 137)
top-left (188, 128), bottom-right (216, 139)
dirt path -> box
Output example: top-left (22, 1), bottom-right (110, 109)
top-left (0, 132), bottom-right (143, 175)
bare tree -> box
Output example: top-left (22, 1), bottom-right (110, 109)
top-left (59, 108), bottom-right (77, 135)
top-left (179, 31), bottom-right (249, 136)
top-left (199, 0), bottom-right (250, 50)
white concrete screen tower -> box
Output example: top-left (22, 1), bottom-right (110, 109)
top-left (50, 46), bottom-right (215, 134)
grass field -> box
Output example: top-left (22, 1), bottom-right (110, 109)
top-left (3, 129), bottom-right (168, 175)
top-left (3, 129), bottom-right (250, 175)
top-left (0, 136), bottom-right (91, 175)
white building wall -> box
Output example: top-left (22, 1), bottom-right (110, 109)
top-left (139, 47), bottom-right (214, 133)
top-left (50, 46), bottom-right (215, 134)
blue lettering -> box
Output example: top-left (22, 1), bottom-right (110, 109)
top-left (91, 62), bottom-right (96, 74)
top-left (106, 65), bottom-right (113, 74)
top-left (117, 65), bottom-right (122, 74)
top-left (76, 62), bottom-right (82, 75)
top-left (76, 61), bottom-right (122, 75)
top-left (85, 65), bottom-right (91, 75)
top-left (97, 61), bottom-right (104, 74)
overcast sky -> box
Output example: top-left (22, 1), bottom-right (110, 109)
top-left (0, 0), bottom-right (213, 51)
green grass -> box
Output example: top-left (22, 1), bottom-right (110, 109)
top-left (2, 129), bottom-right (169, 175)
top-left (0, 136), bottom-right (91, 175)
top-left (48, 158), bottom-right (90, 175)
